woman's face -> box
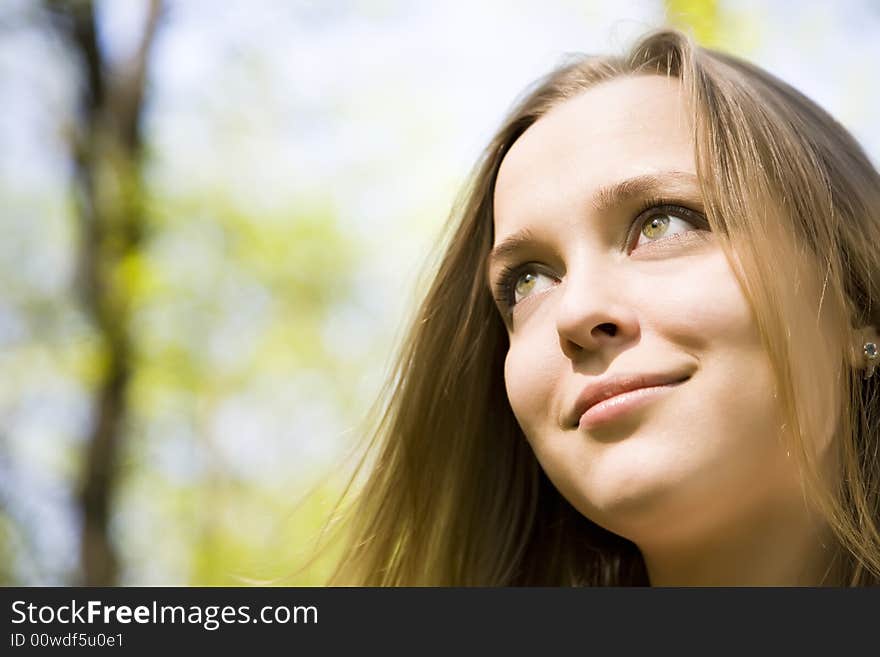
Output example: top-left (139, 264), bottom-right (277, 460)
top-left (489, 75), bottom-right (833, 546)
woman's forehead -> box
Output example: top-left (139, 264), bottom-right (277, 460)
top-left (493, 75), bottom-right (694, 232)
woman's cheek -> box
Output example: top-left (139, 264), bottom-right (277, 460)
top-left (641, 250), bottom-right (758, 347)
top-left (504, 330), bottom-right (561, 437)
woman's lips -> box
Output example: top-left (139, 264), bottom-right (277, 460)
top-left (575, 376), bottom-right (690, 430)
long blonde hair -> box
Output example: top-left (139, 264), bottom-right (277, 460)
top-left (325, 28), bottom-right (880, 585)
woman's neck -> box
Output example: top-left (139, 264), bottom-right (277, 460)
top-left (638, 501), bottom-right (837, 586)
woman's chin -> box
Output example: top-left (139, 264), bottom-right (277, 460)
top-left (563, 456), bottom-right (718, 543)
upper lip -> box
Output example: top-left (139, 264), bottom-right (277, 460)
top-left (567, 371), bottom-right (691, 427)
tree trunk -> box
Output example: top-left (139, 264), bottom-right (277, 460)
top-left (44, 0), bottom-right (162, 586)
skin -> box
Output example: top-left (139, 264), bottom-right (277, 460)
top-left (489, 75), bottom-right (839, 585)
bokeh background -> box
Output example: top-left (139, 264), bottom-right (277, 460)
top-left (1, 0), bottom-right (879, 585)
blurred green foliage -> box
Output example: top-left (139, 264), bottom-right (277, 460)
top-left (122, 191), bottom-right (360, 585)
top-left (0, 0), bottom-right (369, 584)
top-left (665, 0), bottom-right (720, 47)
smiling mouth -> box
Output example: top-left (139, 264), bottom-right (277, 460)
top-left (573, 375), bottom-right (690, 430)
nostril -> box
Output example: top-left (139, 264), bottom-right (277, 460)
top-left (594, 322), bottom-right (617, 337)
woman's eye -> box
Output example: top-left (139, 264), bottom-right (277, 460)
top-left (495, 266), bottom-right (556, 312)
top-left (633, 209), bottom-right (700, 248)
top-left (512, 270), bottom-right (554, 304)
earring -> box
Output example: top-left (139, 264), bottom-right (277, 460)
top-left (864, 342), bottom-right (878, 379)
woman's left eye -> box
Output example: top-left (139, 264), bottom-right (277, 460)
top-left (632, 206), bottom-right (704, 249)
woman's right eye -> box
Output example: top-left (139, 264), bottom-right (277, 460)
top-left (495, 265), bottom-right (557, 310)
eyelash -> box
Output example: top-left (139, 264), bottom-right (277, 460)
top-left (492, 199), bottom-right (708, 314)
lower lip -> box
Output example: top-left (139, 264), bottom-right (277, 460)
top-left (578, 380), bottom-right (688, 430)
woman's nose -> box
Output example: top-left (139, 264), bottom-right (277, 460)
top-left (555, 269), bottom-right (639, 361)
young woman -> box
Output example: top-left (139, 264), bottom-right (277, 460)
top-left (324, 28), bottom-right (880, 585)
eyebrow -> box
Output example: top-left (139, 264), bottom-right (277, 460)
top-left (486, 170), bottom-right (701, 274)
